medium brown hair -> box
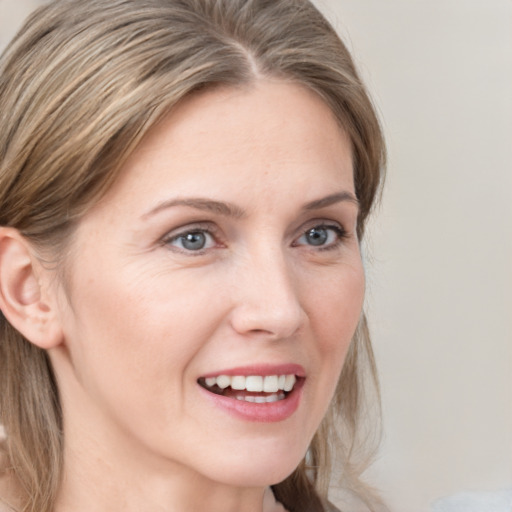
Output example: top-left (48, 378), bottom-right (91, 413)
top-left (0, 1), bottom-right (386, 511)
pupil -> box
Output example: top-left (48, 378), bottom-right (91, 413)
top-left (307, 227), bottom-right (328, 246)
top-left (182, 232), bottom-right (206, 250)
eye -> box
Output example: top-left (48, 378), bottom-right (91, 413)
top-left (165, 229), bottom-right (216, 252)
top-left (294, 224), bottom-right (346, 249)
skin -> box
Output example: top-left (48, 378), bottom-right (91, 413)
top-left (11, 80), bottom-right (365, 512)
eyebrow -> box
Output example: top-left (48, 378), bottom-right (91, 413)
top-left (142, 191), bottom-right (359, 220)
top-left (142, 198), bottom-right (246, 219)
top-left (304, 191), bottom-right (359, 210)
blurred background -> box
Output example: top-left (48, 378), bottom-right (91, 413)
top-left (1, 0), bottom-right (511, 511)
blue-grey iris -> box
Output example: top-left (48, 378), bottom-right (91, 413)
top-left (181, 232), bottom-right (206, 250)
top-left (306, 227), bottom-right (328, 246)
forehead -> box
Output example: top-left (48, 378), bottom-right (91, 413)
top-left (90, 79), bottom-right (354, 215)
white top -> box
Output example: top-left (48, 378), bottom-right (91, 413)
top-left (430, 488), bottom-right (512, 512)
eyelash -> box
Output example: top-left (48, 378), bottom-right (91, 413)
top-left (293, 223), bottom-right (348, 251)
top-left (161, 223), bottom-right (221, 255)
top-left (161, 222), bottom-right (348, 255)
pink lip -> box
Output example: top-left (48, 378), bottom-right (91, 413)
top-left (198, 377), bottom-right (305, 423)
top-left (200, 363), bottom-right (306, 379)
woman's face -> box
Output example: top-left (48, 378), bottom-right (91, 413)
top-left (51, 80), bottom-right (365, 488)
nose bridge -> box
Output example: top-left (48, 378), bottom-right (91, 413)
top-left (230, 242), bottom-right (304, 339)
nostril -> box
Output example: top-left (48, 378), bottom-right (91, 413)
top-left (229, 305), bottom-right (304, 339)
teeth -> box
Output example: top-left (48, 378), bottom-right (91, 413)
top-left (284, 374), bottom-right (296, 392)
top-left (216, 375), bottom-right (231, 389)
top-left (235, 392), bottom-right (285, 403)
top-left (202, 374), bottom-right (297, 393)
top-left (245, 376), bottom-right (263, 392)
top-left (231, 376), bottom-right (246, 390)
top-left (263, 375), bottom-right (279, 393)
top-left (205, 377), bottom-right (216, 387)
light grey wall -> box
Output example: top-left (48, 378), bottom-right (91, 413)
top-left (0, 0), bottom-right (47, 49)
top-left (313, 1), bottom-right (512, 510)
top-left (1, 1), bottom-right (511, 511)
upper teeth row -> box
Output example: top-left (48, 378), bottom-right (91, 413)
top-left (204, 374), bottom-right (296, 393)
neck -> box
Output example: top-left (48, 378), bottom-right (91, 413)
top-left (52, 396), bottom-right (280, 512)
top-left (55, 426), bottom-right (270, 512)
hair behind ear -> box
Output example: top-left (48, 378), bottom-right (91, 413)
top-left (0, 312), bottom-right (63, 512)
top-left (0, 229), bottom-right (63, 512)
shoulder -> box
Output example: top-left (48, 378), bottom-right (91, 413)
top-left (0, 480), bottom-right (17, 511)
top-left (0, 474), bottom-right (14, 512)
top-left (0, 441), bottom-right (16, 512)
top-left (431, 488), bottom-right (512, 512)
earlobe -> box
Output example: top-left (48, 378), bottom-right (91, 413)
top-left (0, 228), bottom-right (64, 349)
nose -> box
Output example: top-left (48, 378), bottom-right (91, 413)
top-left (228, 247), bottom-right (306, 340)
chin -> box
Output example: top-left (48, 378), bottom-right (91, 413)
top-left (211, 462), bottom-right (300, 489)
top-left (199, 437), bottom-right (309, 488)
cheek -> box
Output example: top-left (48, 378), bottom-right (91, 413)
top-left (305, 260), bottom-right (365, 406)
top-left (60, 262), bottom-right (223, 407)
top-left (312, 261), bottom-right (365, 347)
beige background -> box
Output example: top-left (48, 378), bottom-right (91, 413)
top-left (1, 1), bottom-right (511, 511)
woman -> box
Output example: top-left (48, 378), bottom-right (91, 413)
top-left (0, 1), bottom-right (386, 511)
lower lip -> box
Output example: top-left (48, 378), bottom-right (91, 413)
top-left (198, 380), bottom-right (304, 423)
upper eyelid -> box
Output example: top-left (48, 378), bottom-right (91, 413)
top-left (293, 223), bottom-right (347, 245)
top-left (161, 222), bottom-right (219, 240)
top-left (295, 218), bottom-right (348, 235)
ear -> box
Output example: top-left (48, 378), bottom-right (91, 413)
top-left (0, 227), bottom-right (64, 349)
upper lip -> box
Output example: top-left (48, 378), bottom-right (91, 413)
top-left (200, 363), bottom-right (306, 379)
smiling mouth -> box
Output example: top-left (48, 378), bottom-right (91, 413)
top-left (198, 374), bottom-right (299, 403)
